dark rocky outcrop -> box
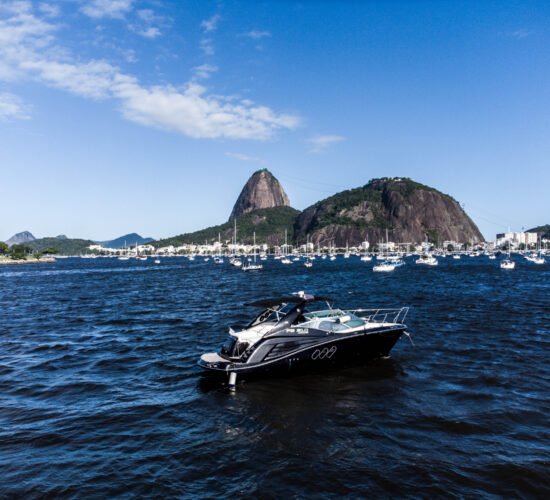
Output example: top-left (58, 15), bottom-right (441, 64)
top-left (229, 169), bottom-right (290, 221)
top-left (527, 224), bottom-right (550, 240)
top-left (97, 233), bottom-right (154, 249)
top-left (6, 231), bottom-right (36, 246)
top-left (294, 177), bottom-right (484, 246)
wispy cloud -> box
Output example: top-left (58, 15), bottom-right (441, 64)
top-left (38, 2), bottom-right (60, 18)
top-left (200, 37), bottom-right (215, 56)
top-left (242, 30), bottom-right (271, 40)
top-left (501, 29), bottom-right (532, 40)
top-left (129, 24), bottom-right (160, 39)
top-left (81, 0), bottom-right (134, 20)
top-left (307, 134), bottom-right (345, 153)
top-left (201, 14), bottom-right (221, 33)
top-left (192, 63), bottom-right (218, 80)
top-left (129, 8), bottom-right (164, 39)
top-left (0, 2), bottom-right (300, 140)
top-left (225, 152), bottom-right (264, 163)
top-left (0, 91), bottom-right (30, 120)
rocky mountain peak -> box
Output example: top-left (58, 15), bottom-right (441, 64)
top-left (6, 231), bottom-right (36, 246)
top-left (229, 169), bottom-right (290, 221)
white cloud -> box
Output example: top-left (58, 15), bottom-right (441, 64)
top-left (0, 2), bottom-right (300, 140)
top-left (242, 30), bottom-right (271, 40)
top-left (0, 91), bottom-right (30, 120)
top-left (38, 2), bottom-right (60, 18)
top-left (113, 80), bottom-right (299, 140)
top-left (81, 0), bottom-right (133, 20)
top-left (129, 24), bottom-right (160, 39)
top-left (137, 9), bottom-right (157, 23)
top-left (307, 134), bottom-right (345, 153)
top-left (201, 14), bottom-right (221, 33)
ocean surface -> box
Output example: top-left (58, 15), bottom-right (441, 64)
top-left (1, 256), bottom-right (549, 498)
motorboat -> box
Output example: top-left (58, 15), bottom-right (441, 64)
top-left (360, 254), bottom-right (372, 262)
top-left (415, 254), bottom-right (438, 266)
top-left (242, 263), bottom-right (263, 271)
top-left (213, 257), bottom-right (224, 264)
top-left (304, 259), bottom-right (313, 268)
top-left (154, 258), bottom-right (161, 264)
top-left (501, 259), bottom-right (515, 270)
top-left (373, 261), bottom-right (397, 272)
top-left (198, 292), bottom-right (409, 389)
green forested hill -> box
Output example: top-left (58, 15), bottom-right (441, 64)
top-left (27, 237), bottom-right (94, 255)
top-left (155, 206), bottom-right (300, 247)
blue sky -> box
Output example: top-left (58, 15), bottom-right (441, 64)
top-left (1, 0), bottom-right (549, 242)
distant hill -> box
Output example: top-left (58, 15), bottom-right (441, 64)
top-left (6, 231), bottom-right (35, 246)
top-left (27, 237), bottom-right (94, 255)
top-left (528, 224), bottom-right (550, 240)
top-left (294, 177), bottom-right (484, 246)
top-left (155, 206), bottom-right (300, 247)
top-left (97, 233), bottom-right (154, 249)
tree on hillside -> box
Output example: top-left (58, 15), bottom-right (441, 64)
top-left (0, 242), bottom-right (8, 255)
top-left (9, 244), bottom-right (32, 260)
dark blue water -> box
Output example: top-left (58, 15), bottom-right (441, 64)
top-left (1, 256), bottom-right (549, 497)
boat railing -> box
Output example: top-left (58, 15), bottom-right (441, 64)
top-left (347, 307), bottom-right (409, 325)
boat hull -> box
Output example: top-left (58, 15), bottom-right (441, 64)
top-left (198, 327), bottom-right (405, 380)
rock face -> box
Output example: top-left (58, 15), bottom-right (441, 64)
top-left (6, 231), bottom-right (36, 246)
top-left (294, 177), bottom-right (484, 246)
top-left (229, 169), bottom-right (290, 221)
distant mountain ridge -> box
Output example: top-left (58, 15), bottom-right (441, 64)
top-left (154, 172), bottom-right (484, 248)
top-left (6, 231), bottom-right (35, 246)
top-left (97, 233), bottom-right (154, 249)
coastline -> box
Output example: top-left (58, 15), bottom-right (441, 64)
top-left (0, 257), bottom-right (56, 265)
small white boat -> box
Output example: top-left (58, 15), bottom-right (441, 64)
top-left (242, 232), bottom-right (262, 271)
top-left (118, 255), bottom-right (130, 261)
top-left (213, 257), bottom-right (224, 264)
top-left (416, 254), bottom-right (438, 266)
top-left (501, 259), bottom-right (515, 270)
top-left (360, 255), bottom-right (372, 262)
top-left (154, 259), bottom-right (161, 264)
top-left (373, 261), bottom-right (396, 272)
top-left (304, 260), bottom-right (313, 268)
top-left (281, 257), bottom-right (292, 265)
top-left (230, 258), bottom-right (243, 267)
top-left (452, 254), bottom-right (461, 260)
top-left (242, 263), bottom-right (263, 271)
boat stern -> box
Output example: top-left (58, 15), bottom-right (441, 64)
top-left (198, 352), bottom-right (232, 372)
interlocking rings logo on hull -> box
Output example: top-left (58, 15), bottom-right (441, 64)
top-left (311, 345), bottom-right (337, 360)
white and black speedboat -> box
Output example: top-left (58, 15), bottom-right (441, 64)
top-left (199, 292), bottom-right (409, 389)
